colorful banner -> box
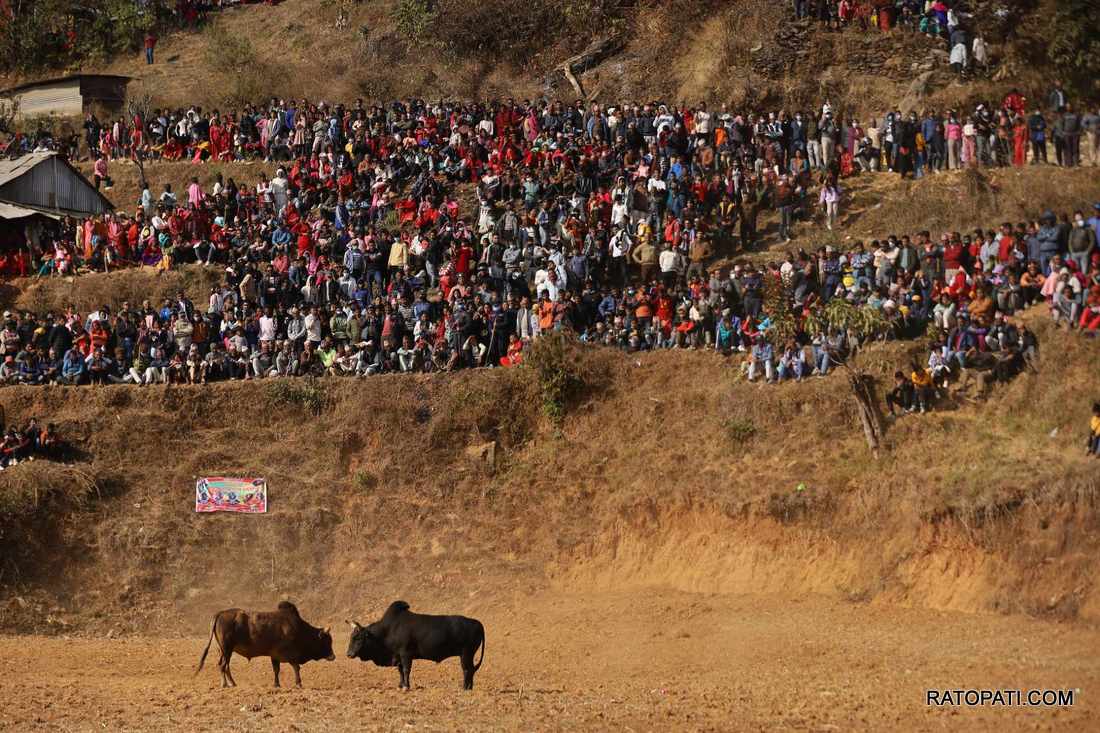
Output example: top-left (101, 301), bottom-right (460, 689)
top-left (195, 477), bottom-right (267, 513)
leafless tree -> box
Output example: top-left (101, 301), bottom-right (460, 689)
top-left (126, 85), bottom-right (154, 192)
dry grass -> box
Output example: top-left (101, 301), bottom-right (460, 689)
top-left (0, 0), bottom-right (1072, 115)
top-left (0, 0), bottom-right (1098, 633)
top-left (737, 166), bottom-right (1100, 266)
top-left (0, 264), bottom-right (222, 314)
top-left (0, 461), bottom-right (100, 519)
top-left (0, 305), bottom-right (1095, 631)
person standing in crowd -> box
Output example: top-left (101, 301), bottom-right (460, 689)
top-left (0, 88), bottom-right (1084, 397)
top-left (819, 178), bottom-right (841, 231)
top-left (144, 31), bottom-right (157, 65)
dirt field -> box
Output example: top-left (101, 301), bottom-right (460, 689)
top-left (0, 590), bottom-right (1095, 732)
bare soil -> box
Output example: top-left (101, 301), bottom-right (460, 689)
top-left (1, 590), bottom-right (1096, 731)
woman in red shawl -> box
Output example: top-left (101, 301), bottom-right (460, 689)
top-left (208, 118), bottom-right (226, 161)
top-left (499, 334), bottom-right (524, 367)
top-left (1012, 116), bottom-right (1028, 167)
top-left (295, 220), bottom-right (313, 258)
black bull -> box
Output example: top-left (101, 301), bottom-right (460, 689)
top-left (346, 601), bottom-right (486, 689)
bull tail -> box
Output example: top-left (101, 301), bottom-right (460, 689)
top-left (473, 627), bottom-right (486, 671)
top-left (195, 616), bottom-right (218, 676)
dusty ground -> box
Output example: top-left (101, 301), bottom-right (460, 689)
top-left (0, 590), bottom-right (1094, 732)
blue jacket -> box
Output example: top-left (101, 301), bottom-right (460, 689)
top-left (1036, 224), bottom-right (1061, 254)
top-left (62, 350), bottom-right (85, 378)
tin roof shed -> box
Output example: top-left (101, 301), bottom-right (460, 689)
top-left (0, 152), bottom-right (113, 218)
top-left (0, 74), bottom-right (131, 119)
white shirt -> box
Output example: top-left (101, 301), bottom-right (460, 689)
top-left (611, 201), bottom-right (629, 226)
top-left (694, 111), bottom-right (711, 134)
top-left (659, 249), bottom-right (680, 274)
top-left (259, 316), bottom-right (276, 342)
top-left (304, 314), bottom-right (322, 342)
top-left (610, 231), bottom-right (631, 258)
top-left (270, 177), bottom-right (289, 209)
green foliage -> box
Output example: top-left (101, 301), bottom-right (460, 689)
top-left (804, 298), bottom-right (890, 341)
top-left (202, 23), bottom-right (272, 107)
top-left (267, 377), bottom-right (329, 416)
top-left (763, 274), bottom-right (889, 348)
top-left (525, 331), bottom-right (585, 425)
top-left (1046, 0), bottom-right (1100, 96)
top-left (0, 0), bottom-right (167, 72)
top-left (723, 417), bottom-right (757, 444)
top-left (761, 273), bottom-right (798, 347)
top-left (392, 0), bottom-right (437, 45)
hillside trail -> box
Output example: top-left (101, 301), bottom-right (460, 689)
top-left (0, 588), bottom-right (1095, 731)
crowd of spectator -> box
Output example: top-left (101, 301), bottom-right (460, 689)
top-left (795, 0), bottom-right (991, 72)
top-left (0, 92), bottom-right (1095, 393)
top-left (0, 197), bottom-right (1094, 389)
top-left (0, 417), bottom-right (61, 469)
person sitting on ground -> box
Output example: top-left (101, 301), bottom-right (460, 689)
top-left (777, 340), bottom-right (806, 382)
top-left (910, 359), bottom-right (935, 413)
top-left (886, 370), bottom-right (915, 417)
top-left (1088, 402), bottom-right (1100, 457)
top-left (747, 336), bottom-right (775, 383)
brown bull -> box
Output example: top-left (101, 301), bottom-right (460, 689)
top-left (196, 601), bottom-right (335, 687)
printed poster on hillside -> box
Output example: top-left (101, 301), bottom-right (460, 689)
top-left (195, 477), bottom-right (267, 513)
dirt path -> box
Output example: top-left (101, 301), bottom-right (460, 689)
top-left (0, 591), bottom-right (1095, 731)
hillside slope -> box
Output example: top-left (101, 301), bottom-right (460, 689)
top-left (0, 305), bottom-right (1097, 636)
top-left (3, 0), bottom-right (1078, 116)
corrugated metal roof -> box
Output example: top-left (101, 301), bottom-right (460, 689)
top-left (0, 74), bottom-right (131, 97)
top-left (0, 152), bottom-right (113, 216)
top-left (0, 201), bottom-right (60, 220)
top-left (0, 152), bottom-right (54, 188)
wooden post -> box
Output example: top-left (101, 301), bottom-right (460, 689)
top-left (850, 372), bottom-right (885, 458)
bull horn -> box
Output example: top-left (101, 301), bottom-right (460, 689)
top-left (324, 626), bottom-right (331, 635)
top-left (345, 619), bottom-right (360, 628)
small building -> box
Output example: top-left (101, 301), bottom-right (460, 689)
top-left (0, 74), bottom-right (131, 120)
top-left (0, 152), bottom-right (113, 219)
top-left (0, 152), bottom-right (112, 276)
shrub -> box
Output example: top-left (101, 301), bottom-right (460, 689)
top-left (1045, 0), bottom-right (1100, 97)
top-left (723, 417), bottom-right (757, 444)
top-left (267, 377), bottom-right (329, 416)
top-left (393, 0), bottom-right (437, 45)
top-left (525, 331), bottom-right (587, 425)
top-left (202, 23), bottom-right (273, 107)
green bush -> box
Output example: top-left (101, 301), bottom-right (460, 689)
top-left (0, 0), bottom-right (166, 72)
top-left (267, 377), bottom-right (329, 416)
top-left (525, 331), bottom-right (586, 425)
top-left (1046, 0), bottom-right (1100, 97)
top-left (723, 417), bottom-right (757, 444)
top-left (393, 0), bottom-right (437, 45)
